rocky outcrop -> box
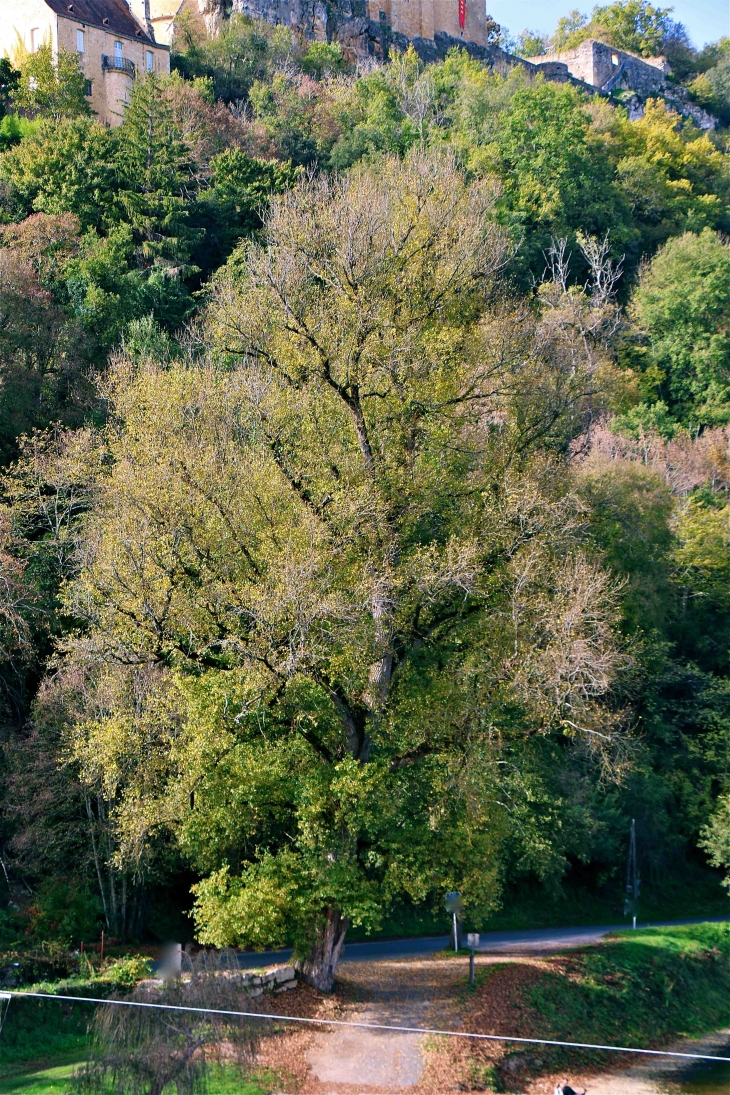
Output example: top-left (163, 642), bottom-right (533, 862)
top-left (232, 0), bottom-right (361, 44)
top-left (230, 0), bottom-right (599, 88)
top-left (227, 0), bottom-right (714, 124)
top-left (197, 0), bottom-right (226, 36)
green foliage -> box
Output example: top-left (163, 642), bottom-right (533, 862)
top-left (0, 909), bottom-right (23, 948)
top-left (301, 41), bottom-right (346, 79)
top-left (12, 44), bottom-right (90, 121)
top-left (485, 80), bottom-right (631, 277)
top-left (673, 495), bottom-right (730, 607)
top-left (98, 954), bottom-right (154, 987)
top-left (194, 148), bottom-right (301, 271)
top-left (553, 8), bottom-right (591, 50)
top-left (114, 75), bottom-right (200, 269)
top-left (689, 48), bottom-right (730, 126)
top-left (552, 1), bottom-right (676, 57)
top-left (630, 230), bottom-right (730, 430)
top-left (700, 795), bottom-right (730, 891)
top-left (59, 151), bottom-right (627, 985)
top-left (0, 115), bottom-right (39, 154)
top-left (611, 399), bottom-right (677, 438)
top-left (171, 14), bottom-right (294, 104)
top-left (0, 58), bottom-right (20, 120)
top-left (514, 30), bottom-right (550, 57)
top-left (0, 117), bottom-right (116, 230)
top-left (26, 879), bottom-right (103, 946)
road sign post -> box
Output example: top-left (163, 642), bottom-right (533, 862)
top-left (445, 892), bottom-right (463, 952)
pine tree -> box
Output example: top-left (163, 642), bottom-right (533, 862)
top-left (114, 75), bottom-right (201, 271)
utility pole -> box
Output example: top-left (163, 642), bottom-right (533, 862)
top-left (624, 818), bottom-right (640, 927)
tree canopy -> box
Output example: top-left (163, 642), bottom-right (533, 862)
top-left (0, 9), bottom-right (728, 979)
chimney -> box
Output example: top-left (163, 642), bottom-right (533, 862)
top-left (127, 0), bottom-right (155, 39)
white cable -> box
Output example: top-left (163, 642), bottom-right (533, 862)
top-left (7, 991), bottom-right (730, 1063)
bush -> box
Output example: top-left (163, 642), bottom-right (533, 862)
top-left (26, 879), bottom-right (103, 946)
top-left (0, 113), bottom-right (39, 151)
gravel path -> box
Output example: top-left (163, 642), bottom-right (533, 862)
top-left (259, 936), bottom-right (730, 1093)
top-left (298, 955), bottom-right (467, 1092)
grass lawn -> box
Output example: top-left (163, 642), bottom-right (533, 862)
top-left (0, 1062), bottom-right (273, 1094)
top-left (527, 922), bottom-right (730, 1047)
top-left (456, 921), bottom-right (730, 1084)
top-left (0, 1062), bottom-right (80, 1095)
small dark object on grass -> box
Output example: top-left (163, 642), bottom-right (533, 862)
top-left (73, 948), bottom-right (262, 1095)
top-left (555, 1083), bottom-right (587, 1095)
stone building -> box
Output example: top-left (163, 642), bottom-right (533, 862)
top-left (0, 0), bottom-right (170, 126)
top-left (523, 38), bottom-right (716, 127)
top-left (525, 38), bottom-right (668, 95)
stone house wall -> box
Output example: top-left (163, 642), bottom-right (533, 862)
top-left (0, 0), bottom-right (170, 126)
top-left (0, 0), bottom-right (57, 59)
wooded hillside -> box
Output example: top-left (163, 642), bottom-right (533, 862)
top-left (0, 1), bottom-right (729, 991)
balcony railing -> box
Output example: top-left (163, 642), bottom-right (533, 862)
top-left (101, 55), bottom-right (136, 76)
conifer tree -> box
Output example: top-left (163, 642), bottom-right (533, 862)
top-left (115, 75), bottom-right (201, 271)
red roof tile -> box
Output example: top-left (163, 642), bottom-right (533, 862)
top-left (44, 0), bottom-right (157, 44)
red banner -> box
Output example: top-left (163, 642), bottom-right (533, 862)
top-left (459, 0), bottom-right (465, 29)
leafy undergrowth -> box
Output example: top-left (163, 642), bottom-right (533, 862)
top-left (450, 922), bottom-right (730, 1090)
top-left (0, 957), bottom-right (153, 1068)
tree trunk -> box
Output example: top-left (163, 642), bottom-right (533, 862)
top-left (297, 907), bottom-right (350, 992)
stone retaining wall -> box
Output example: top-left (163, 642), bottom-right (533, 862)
top-left (243, 963), bottom-right (298, 997)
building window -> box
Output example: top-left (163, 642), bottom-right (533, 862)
top-left (77, 28), bottom-right (85, 53)
top-left (84, 79), bottom-right (92, 96)
top-left (146, 50), bottom-right (154, 72)
top-left (379, 9), bottom-right (386, 20)
top-left (114, 40), bottom-right (123, 62)
top-left (30, 28), bottom-right (39, 52)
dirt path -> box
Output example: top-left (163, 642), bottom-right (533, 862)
top-left (300, 927), bottom-right (640, 1092)
top-left (527, 1028), bottom-right (730, 1095)
top-left (261, 952), bottom-right (541, 1093)
top-left (302, 956), bottom-right (465, 1091)
top-left (259, 947), bottom-right (730, 1094)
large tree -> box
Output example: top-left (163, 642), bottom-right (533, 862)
top-left (60, 151), bottom-right (626, 989)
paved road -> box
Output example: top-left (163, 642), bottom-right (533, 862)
top-left (234, 915), bottom-right (729, 968)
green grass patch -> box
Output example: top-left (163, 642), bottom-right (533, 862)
top-left (517, 923), bottom-right (730, 1072)
top-left (0, 996), bottom-right (93, 1070)
top-left (0, 1061), bottom-right (80, 1094)
top-left (529, 923), bottom-right (730, 1044)
top-left (0, 1063), bottom-right (275, 1094)
top-left (0, 959), bottom-right (154, 1070)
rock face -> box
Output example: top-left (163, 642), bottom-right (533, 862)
top-left (230, 0), bottom-right (600, 86)
top-left (231, 0), bottom-right (515, 66)
top-left (197, 0), bottom-right (226, 36)
top-left (231, 0), bottom-right (373, 54)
